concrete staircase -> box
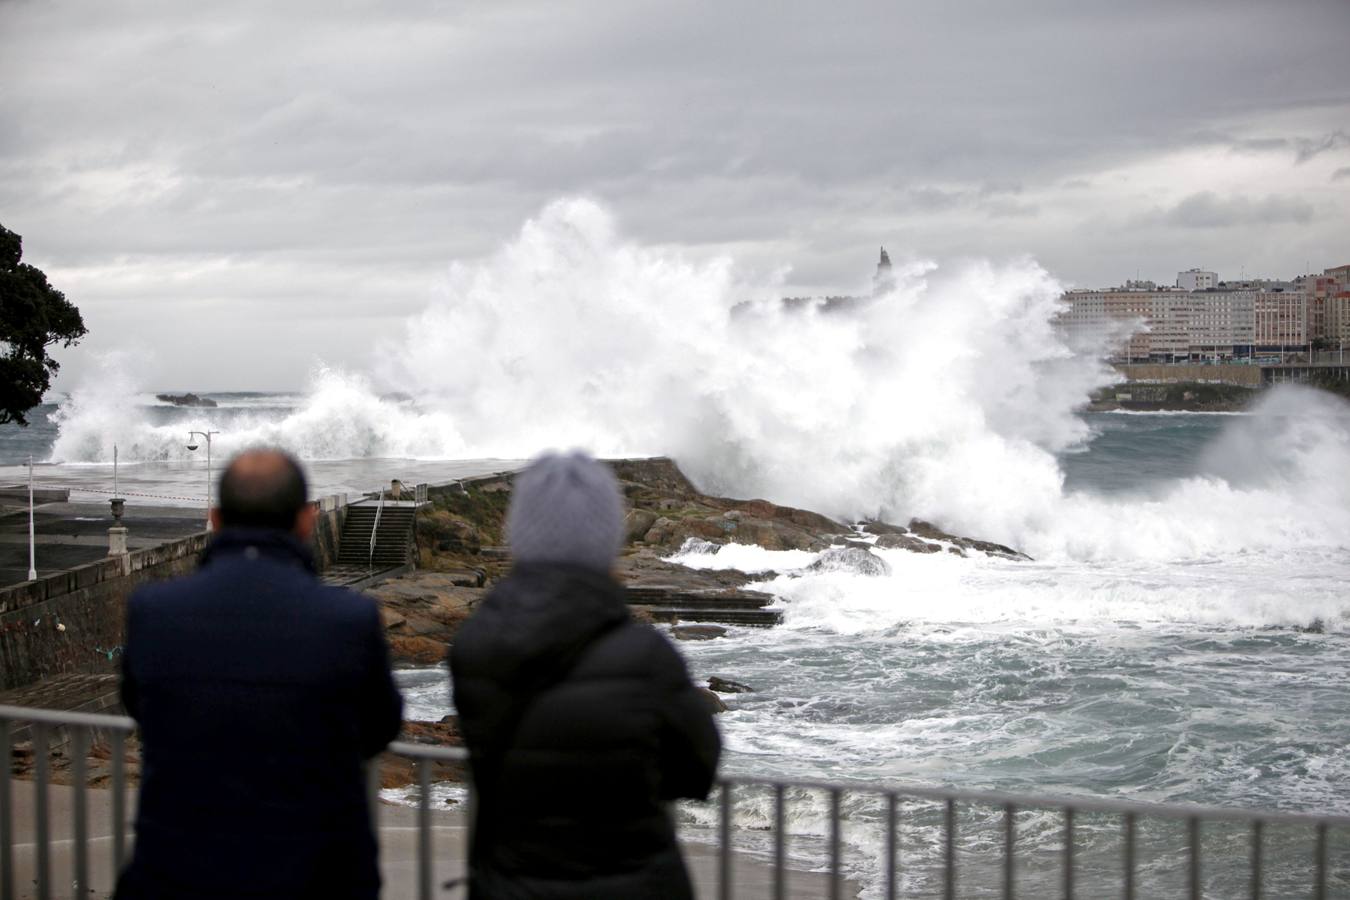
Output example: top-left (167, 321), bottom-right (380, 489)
top-left (335, 502), bottom-right (417, 571)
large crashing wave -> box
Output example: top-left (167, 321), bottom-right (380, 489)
top-left (47, 199), bottom-right (1350, 564)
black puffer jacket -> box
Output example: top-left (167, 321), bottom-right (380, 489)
top-left (449, 563), bottom-right (721, 899)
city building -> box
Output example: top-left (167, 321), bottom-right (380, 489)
top-left (1053, 263), bottom-right (1350, 362)
top-left (1177, 269), bottom-right (1217, 291)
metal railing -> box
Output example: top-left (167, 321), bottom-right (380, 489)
top-left (368, 489), bottom-right (385, 572)
top-left (3, 704), bottom-right (1347, 900)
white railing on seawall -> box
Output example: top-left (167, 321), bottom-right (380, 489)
top-left (1, 704), bottom-right (1346, 900)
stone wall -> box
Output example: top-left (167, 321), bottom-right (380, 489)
top-left (0, 533), bottom-right (209, 691)
top-left (310, 492), bottom-right (352, 570)
top-left (1113, 363), bottom-right (1264, 386)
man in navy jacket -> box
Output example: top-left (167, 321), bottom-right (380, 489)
top-left (116, 449), bottom-right (403, 899)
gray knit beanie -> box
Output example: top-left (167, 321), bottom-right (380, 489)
top-left (506, 451), bottom-right (625, 573)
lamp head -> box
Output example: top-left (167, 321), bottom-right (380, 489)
top-left (186, 442), bottom-right (199, 452)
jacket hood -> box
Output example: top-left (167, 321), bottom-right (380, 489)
top-left (201, 528), bottom-right (316, 574)
top-left (458, 562), bottom-right (630, 691)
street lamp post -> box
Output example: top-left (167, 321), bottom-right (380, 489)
top-left (186, 430), bottom-right (220, 530)
top-left (27, 455), bottom-right (36, 582)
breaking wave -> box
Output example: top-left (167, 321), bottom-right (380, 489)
top-left (46, 199), bottom-right (1350, 569)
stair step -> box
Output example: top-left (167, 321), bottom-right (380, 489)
top-left (641, 607), bottom-right (782, 626)
top-left (625, 591), bottom-right (774, 610)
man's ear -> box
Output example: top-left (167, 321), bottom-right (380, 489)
top-left (209, 508), bottom-right (224, 532)
top-left (293, 503), bottom-right (319, 542)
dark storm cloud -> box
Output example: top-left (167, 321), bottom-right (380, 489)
top-left (1333, 167), bottom-right (1350, 182)
top-left (1159, 192), bottom-right (1315, 229)
top-left (1, 0), bottom-right (1348, 388)
top-left (1294, 131), bottom-right (1350, 164)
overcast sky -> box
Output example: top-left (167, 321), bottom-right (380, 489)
top-left (3, 0), bottom-right (1348, 391)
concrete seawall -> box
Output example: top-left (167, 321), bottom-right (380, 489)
top-left (1113, 363), bottom-right (1264, 386)
top-left (0, 491), bottom-right (354, 693)
top-left (0, 533), bottom-right (209, 691)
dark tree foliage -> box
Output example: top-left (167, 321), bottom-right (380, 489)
top-left (0, 223), bottom-right (86, 425)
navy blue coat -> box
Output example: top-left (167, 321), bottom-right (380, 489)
top-left (116, 529), bottom-right (403, 900)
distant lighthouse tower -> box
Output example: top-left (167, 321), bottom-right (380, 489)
top-left (873, 246), bottom-right (895, 295)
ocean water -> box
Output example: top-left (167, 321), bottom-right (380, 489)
top-left (5, 200), bottom-right (1348, 895)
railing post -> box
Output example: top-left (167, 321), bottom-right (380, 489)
top-left (1312, 822), bottom-right (1327, 900)
top-left (1123, 812), bottom-right (1136, 900)
top-left (72, 728), bottom-right (90, 896)
top-left (111, 729), bottom-right (127, 875)
top-left (885, 792), bottom-right (898, 900)
top-left (1063, 805), bottom-right (1075, 900)
top-left (417, 758), bottom-right (432, 900)
top-left (1188, 816), bottom-right (1201, 900)
top-left (1003, 802), bottom-right (1015, 900)
top-left (34, 722), bottom-right (50, 900)
top-left (719, 782), bottom-right (733, 900)
top-left (1249, 818), bottom-right (1262, 900)
top-left (944, 797), bottom-right (956, 900)
top-left (0, 719), bottom-right (12, 900)
top-left (828, 788), bottom-right (842, 900)
top-left (772, 783), bottom-right (786, 900)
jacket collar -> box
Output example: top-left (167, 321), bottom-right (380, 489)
top-left (201, 528), bottom-right (316, 574)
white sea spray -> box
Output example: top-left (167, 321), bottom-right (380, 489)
top-left (45, 198), bottom-right (1350, 574)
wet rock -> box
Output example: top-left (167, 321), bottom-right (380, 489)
top-left (729, 518), bottom-right (829, 551)
top-left (708, 676), bottom-right (755, 694)
top-left (378, 718), bottom-right (465, 788)
top-left (441, 569), bottom-right (486, 588)
top-left (962, 539), bottom-right (1031, 560)
top-left (419, 509), bottom-right (483, 554)
top-left (908, 519), bottom-right (1029, 560)
top-left (156, 392), bottom-right (217, 408)
top-left (364, 573), bottom-right (483, 664)
top-left (624, 508), bottom-right (658, 543)
top-left (671, 624), bottom-right (727, 641)
top-left (808, 545), bottom-right (892, 577)
top-left (386, 635), bottom-right (448, 665)
top-left (697, 687), bottom-right (728, 713)
top-left (873, 533), bottom-right (941, 553)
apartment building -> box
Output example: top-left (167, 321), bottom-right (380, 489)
top-left (1055, 262), bottom-right (1349, 361)
top-left (1188, 290), bottom-right (1256, 360)
top-left (1253, 290), bottom-right (1307, 351)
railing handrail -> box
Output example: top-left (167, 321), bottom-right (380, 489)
top-left (721, 773), bottom-right (1350, 829)
top-left (0, 703), bottom-right (134, 731)
top-left (4, 704), bottom-right (1349, 829)
top-left (368, 489), bottom-right (385, 571)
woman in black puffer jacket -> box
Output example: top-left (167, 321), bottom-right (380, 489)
top-left (450, 452), bottom-right (722, 899)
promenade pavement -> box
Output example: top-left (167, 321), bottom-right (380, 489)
top-left (8, 783), bottom-right (856, 899)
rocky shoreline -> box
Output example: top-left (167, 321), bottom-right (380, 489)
top-left (374, 457), bottom-right (1028, 663)
top-left (1084, 377), bottom-right (1350, 412)
top-left (366, 457), bottom-right (1029, 775)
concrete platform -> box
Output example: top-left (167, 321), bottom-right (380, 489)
top-left (0, 502), bottom-right (205, 587)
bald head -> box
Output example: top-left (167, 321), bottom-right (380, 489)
top-left (216, 449), bottom-right (309, 532)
